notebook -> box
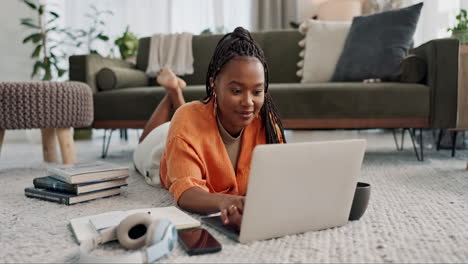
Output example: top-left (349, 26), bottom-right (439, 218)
top-left (70, 206), bottom-right (200, 243)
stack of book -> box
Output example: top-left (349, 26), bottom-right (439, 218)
top-left (24, 161), bottom-right (129, 205)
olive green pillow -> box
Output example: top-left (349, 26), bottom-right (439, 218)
top-left (400, 54), bottom-right (427, 83)
top-left (96, 67), bottom-right (148, 91)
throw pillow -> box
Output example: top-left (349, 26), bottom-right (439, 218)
top-left (96, 67), bottom-right (148, 91)
top-left (331, 2), bottom-right (423, 82)
top-left (298, 20), bottom-right (351, 83)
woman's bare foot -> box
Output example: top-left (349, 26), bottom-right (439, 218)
top-left (157, 67), bottom-right (179, 92)
top-left (157, 67), bottom-right (186, 110)
top-left (177, 78), bottom-right (186, 89)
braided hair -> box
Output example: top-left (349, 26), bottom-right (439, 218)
top-left (203, 27), bottom-right (286, 144)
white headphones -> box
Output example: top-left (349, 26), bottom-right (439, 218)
top-left (79, 213), bottom-right (177, 263)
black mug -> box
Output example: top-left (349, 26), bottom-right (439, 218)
top-left (348, 182), bottom-right (371, 221)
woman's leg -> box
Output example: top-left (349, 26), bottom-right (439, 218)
top-left (139, 68), bottom-right (186, 143)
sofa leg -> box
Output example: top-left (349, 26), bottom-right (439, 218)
top-left (436, 129), bottom-right (444, 151)
top-left (408, 128), bottom-right (424, 161)
top-left (41, 128), bottom-right (58, 163)
top-left (57, 128), bottom-right (77, 164)
top-left (101, 129), bottom-right (114, 159)
top-left (392, 128), bottom-right (406, 151)
top-left (0, 129), bottom-right (4, 157)
top-left (451, 131), bottom-right (458, 157)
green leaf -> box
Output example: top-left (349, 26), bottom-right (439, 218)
top-left (21, 21), bottom-right (41, 29)
top-left (49, 11), bottom-right (60, 19)
top-left (20, 18), bottom-right (33, 23)
top-left (38, 5), bottom-right (44, 15)
top-left (97, 34), bottom-right (109, 41)
top-left (45, 26), bottom-right (57, 33)
top-left (22, 0), bottom-right (37, 10)
top-left (23, 33), bottom-right (43, 44)
top-left (64, 31), bottom-right (77, 40)
top-left (31, 60), bottom-right (44, 78)
top-left (53, 63), bottom-right (67, 77)
top-left (57, 69), bottom-right (66, 77)
top-left (31, 45), bottom-right (42, 58)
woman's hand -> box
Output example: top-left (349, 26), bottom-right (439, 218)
top-left (177, 187), bottom-right (245, 230)
top-left (218, 195), bottom-right (245, 230)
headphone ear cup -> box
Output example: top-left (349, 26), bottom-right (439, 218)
top-left (116, 213), bottom-right (153, 249)
top-left (144, 219), bottom-right (171, 246)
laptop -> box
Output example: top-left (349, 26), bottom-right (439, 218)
top-left (202, 139), bottom-right (366, 243)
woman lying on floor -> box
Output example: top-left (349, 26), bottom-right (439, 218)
top-left (133, 27), bottom-right (286, 230)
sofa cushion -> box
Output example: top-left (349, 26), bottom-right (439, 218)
top-left (93, 86), bottom-right (207, 121)
top-left (96, 67), bottom-right (148, 91)
top-left (299, 20), bottom-right (351, 83)
top-left (260, 30), bottom-right (303, 83)
top-left (268, 82), bottom-right (429, 119)
top-left (331, 3), bottom-right (423, 82)
top-left (93, 83), bottom-right (429, 122)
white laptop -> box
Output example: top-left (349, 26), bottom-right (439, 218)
top-left (202, 139), bottom-right (367, 243)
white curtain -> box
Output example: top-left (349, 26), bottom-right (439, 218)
top-left (251, 0), bottom-right (298, 31)
top-left (47, 0), bottom-right (252, 56)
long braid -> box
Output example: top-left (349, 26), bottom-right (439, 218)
top-left (203, 27), bottom-right (286, 144)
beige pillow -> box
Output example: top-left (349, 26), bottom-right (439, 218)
top-left (298, 20), bottom-right (351, 83)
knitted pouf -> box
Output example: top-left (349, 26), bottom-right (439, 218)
top-left (0, 82), bottom-right (93, 164)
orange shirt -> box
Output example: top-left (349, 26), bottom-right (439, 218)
top-left (159, 99), bottom-right (272, 202)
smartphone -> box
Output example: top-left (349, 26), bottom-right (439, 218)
top-left (178, 228), bottom-right (222, 255)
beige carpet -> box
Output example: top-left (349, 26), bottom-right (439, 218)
top-left (0, 129), bottom-right (467, 263)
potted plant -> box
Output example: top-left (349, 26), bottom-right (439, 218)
top-left (448, 9), bottom-right (468, 44)
top-left (114, 26), bottom-right (139, 63)
top-left (20, 0), bottom-right (67, 80)
top-left (69, 5), bottom-right (113, 57)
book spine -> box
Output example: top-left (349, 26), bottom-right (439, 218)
top-left (24, 188), bottom-right (70, 205)
top-left (33, 178), bottom-right (77, 195)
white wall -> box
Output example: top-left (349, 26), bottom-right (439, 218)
top-left (0, 0), bottom-right (41, 142)
top-left (462, 0), bottom-right (468, 10)
top-left (414, 0), bottom-right (461, 46)
top-left (0, 0), bottom-right (37, 81)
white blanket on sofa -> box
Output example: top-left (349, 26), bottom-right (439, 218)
top-left (146, 33), bottom-right (194, 77)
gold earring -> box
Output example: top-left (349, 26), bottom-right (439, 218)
top-left (213, 93), bottom-right (217, 116)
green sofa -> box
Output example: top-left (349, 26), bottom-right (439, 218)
top-left (69, 30), bottom-right (459, 131)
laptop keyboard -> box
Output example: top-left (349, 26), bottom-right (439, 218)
top-left (201, 215), bottom-right (240, 241)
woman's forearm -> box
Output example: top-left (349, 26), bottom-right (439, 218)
top-left (177, 187), bottom-right (224, 214)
